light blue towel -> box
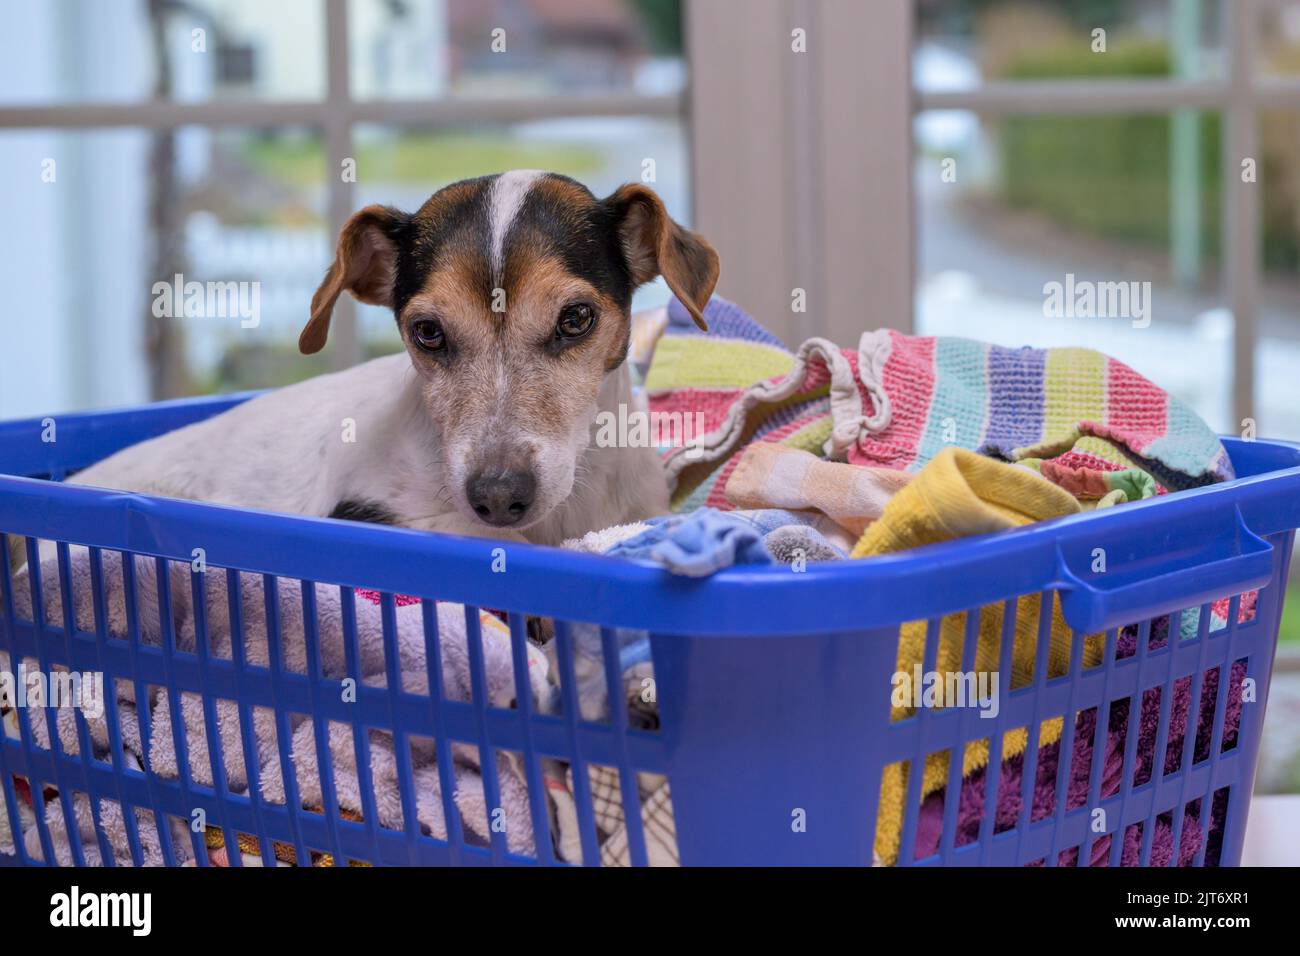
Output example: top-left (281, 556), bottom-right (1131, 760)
top-left (606, 507), bottom-right (774, 577)
top-left (553, 509), bottom-right (845, 721)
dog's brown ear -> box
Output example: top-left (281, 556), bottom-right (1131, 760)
top-left (301, 205), bottom-right (407, 354)
top-left (605, 184), bottom-right (719, 331)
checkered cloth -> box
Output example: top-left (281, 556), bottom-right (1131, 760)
top-left (543, 652), bottom-right (678, 866)
top-left (580, 766), bottom-right (677, 868)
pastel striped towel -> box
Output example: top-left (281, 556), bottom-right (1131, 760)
top-left (725, 443), bottom-right (913, 535)
top-left (645, 296), bottom-right (1232, 512)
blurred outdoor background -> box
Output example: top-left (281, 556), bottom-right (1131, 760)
top-left (1, 0), bottom-right (1299, 796)
top-left (0, 0), bottom-right (688, 406)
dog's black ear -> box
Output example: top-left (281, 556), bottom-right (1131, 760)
top-left (301, 205), bottom-right (408, 354)
top-left (604, 184), bottom-right (719, 332)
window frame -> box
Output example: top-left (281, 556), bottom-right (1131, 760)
top-left (913, 0), bottom-right (1285, 429)
top-left (2, 0), bottom-right (1287, 426)
top-left (688, 0), bottom-right (1285, 429)
top-left (0, 0), bottom-right (685, 371)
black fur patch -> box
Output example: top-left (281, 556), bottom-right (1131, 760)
top-left (328, 499), bottom-right (399, 525)
top-left (392, 175), bottom-right (494, 317)
top-left (507, 177), bottom-right (633, 308)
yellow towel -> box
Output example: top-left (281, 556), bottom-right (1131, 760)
top-left (853, 448), bottom-right (1104, 865)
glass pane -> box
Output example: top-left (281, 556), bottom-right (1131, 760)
top-left (350, 118), bottom-right (690, 348)
top-left (0, 0), bottom-right (325, 105)
top-left (1258, 110), bottom-right (1300, 440)
top-left (0, 127), bottom-right (330, 419)
top-left (914, 109), bottom-right (1230, 432)
top-left (349, 0), bottom-right (685, 100)
top-left (914, 0), bottom-right (1224, 92)
top-left (185, 128), bottom-right (331, 393)
top-left (1259, 0), bottom-right (1300, 75)
top-left (1, 129), bottom-right (151, 418)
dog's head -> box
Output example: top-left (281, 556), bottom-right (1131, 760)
top-left (301, 171), bottom-right (719, 532)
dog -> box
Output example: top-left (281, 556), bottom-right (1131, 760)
top-left (64, 172), bottom-right (719, 546)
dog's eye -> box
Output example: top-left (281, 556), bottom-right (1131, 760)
top-left (411, 319), bottom-right (446, 353)
top-left (556, 303), bottom-right (596, 340)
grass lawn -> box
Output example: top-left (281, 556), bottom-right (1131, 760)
top-left (239, 131), bottom-right (604, 188)
top-left (1280, 586), bottom-right (1300, 644)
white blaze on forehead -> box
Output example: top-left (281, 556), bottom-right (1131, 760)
top-left (488, 169), bottom-right (545, 288)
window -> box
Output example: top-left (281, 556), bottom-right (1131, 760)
top-left (914, 0), bottom-right (1295, 438)
top-left (0, 0), bottom-right (687, 416)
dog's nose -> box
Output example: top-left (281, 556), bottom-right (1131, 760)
top-left (466, 470), bottom-right (536, 526)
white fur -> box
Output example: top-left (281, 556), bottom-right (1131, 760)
top-left (487, 169), bottom-right (544, 287)
top-left (67, 350), bottom-right (669, 547)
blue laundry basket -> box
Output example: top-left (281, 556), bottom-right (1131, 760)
top-left (0, 392), bottom-right (1297, 867)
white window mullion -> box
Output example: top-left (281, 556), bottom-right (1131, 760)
top-left (324, 0), bottom-right (359, 371)
top-left (0, 94), bottom-right (682, 131)
top-left (1225, 0), bottom-right (1260, 429)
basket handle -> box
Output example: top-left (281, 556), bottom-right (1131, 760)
top-left (1054, 509), bottom-right (1275, 635)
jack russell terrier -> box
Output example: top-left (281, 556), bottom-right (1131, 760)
top-left (68, 172), bottom-right (720, 545)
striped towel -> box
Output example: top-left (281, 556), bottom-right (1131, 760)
top-left (645, 296), bottom-right (1231, 512)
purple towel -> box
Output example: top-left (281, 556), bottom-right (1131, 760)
top-left (914, 618), bottom-right (1245, 865)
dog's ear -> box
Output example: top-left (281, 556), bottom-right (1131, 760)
top-left (301, 205), bottom-right (408, 354)
top-left (604, 184), bottom-right (719, 332)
